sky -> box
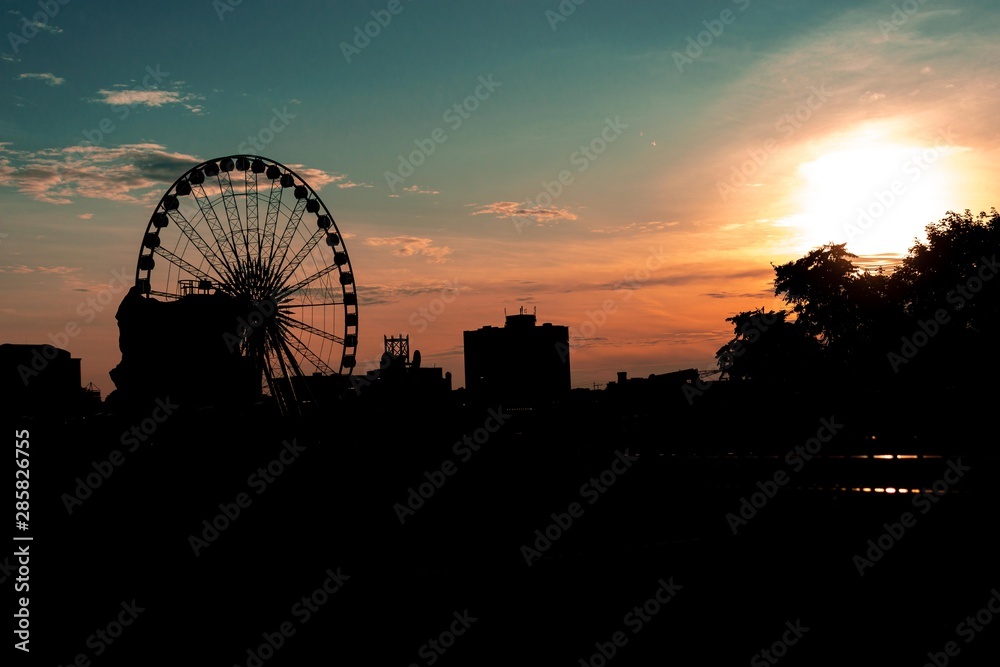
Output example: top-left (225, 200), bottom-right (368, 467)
top-left (2, 0), bottom-right (999, 394)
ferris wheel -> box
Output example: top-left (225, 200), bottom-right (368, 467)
top-left (134, 155), bottom-right (358, 414)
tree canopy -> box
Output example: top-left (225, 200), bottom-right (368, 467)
top-left (716, 208), bottom-right (1000, 390)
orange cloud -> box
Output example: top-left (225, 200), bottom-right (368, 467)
top-left (365, 236), bottom-right (452, 263)
top-left (402, 185), bottom-right (440, 195)
top-left (469, 201), bottom-right (577, 224)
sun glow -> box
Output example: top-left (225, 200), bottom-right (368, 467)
top-left (787, 127), bottom-right (963, 258)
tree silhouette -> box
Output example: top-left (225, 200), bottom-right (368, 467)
top-left (715, 308), bottom-right (819, 384)
top-left (716, 208), bottom-right (1000, 390)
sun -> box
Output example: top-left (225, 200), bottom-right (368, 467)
top-left (787, 126), bottom-right (962, 258)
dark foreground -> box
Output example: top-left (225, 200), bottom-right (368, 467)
top-left (10, 400), bottom-right (999, 666)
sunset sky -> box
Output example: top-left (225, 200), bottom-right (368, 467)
top-left (2, 0), bottom-right (998, 393)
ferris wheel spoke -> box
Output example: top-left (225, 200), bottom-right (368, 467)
top-left (269, 197), bottom-right (308, 276)
top-left (260, 357), bottom-right (277, 398)
top-left (262, 331), bottom-right (297, 414)
top-left (280, 315), bottom-right (346, 346)
top-left (275, 263), bottom-right (341, 299)
top-left (244, 169), bottom-right (261, 261)
top-left (278, 322), bottom-right (337, 375)
top-left (280, 301), bottom-right (344, 308)
top-left (217, 171), bottom-right (250, 264)
top-left (270, 328), bottom-right (315, 410)
top-left (153, 247), bottom-right (220, 285)
top-left (166, 208), bottom-right (234, 284)
top-left (276, 227), bottom-right (327, 283)
top-left (189, 183), bottom-right (241, 275)
top-left (261, 178), bottom-right (284, 270)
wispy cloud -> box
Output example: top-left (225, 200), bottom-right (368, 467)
top-left (92, 89), bottom-right (189, 108)
top-left (0, 143), bottom-right (371, 205)
top-left (17, 72), bottom-right (64, 86)
top-left (470, 201), bottom-right (578, 224)
top-left (8, 10), bottom-right (63, 35)
top-left (359, 280), bottom-right (469, 306)
top-left (619, 268), bottom-right (773, 290)
top-left (702, 290), bottom-right (774, 299)
top-left (283, 164), bottom-right (372, 191)
top-left (591, 220), bottom-right (679, 234)
top-left (0, 264), bottom-right (78, 275)
top-left (0, 142), bottom-right (201, 205)
top-left (403, 185), bottom-right (440, 195)
top-left (365, 236), bottom-right (452, 263)
top-left (565, 266), bottom-right (775, 292)
top-left (568, 331), bottom-right (726, 350)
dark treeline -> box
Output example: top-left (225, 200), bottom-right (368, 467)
top-left (718, 208), bottom-right (1000, 386)
top-left (707, 208), bottom-right (1000, 451)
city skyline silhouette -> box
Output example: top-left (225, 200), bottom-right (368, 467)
top-left (3, 1), bottom-right (1000, 664)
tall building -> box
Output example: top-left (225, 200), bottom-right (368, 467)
top-left (463, 308), bottom-right (570, 407)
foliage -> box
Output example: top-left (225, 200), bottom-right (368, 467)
top-left (715, 208), bottom-right (1000, 386)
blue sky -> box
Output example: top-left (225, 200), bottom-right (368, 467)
top-left (3, 0), bottom-right (999, 392)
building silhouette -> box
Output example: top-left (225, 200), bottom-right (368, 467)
top-left (108, 285), bottom-right (258, 411)
top-left (463, 308), bottom-right (570, 407)
top-left (1, 343), bottom-right (83, 416)
top-left (350, 334), bottom-right (452, 401)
